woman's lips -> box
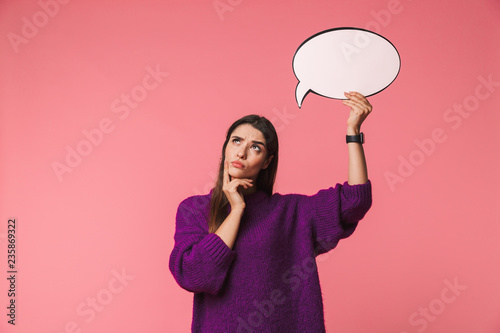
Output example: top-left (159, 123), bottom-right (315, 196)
top-left (231, 161), bottom-right (244, 168)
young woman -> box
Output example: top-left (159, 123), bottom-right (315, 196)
top-left (169, 92), bottom-right (373, 332)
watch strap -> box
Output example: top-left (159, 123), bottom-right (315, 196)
top-left (346, 132), bottom-right (364, 144)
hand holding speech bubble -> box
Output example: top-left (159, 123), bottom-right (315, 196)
top-left (292, 27), bottom-right (401, 108)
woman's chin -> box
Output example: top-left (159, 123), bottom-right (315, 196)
top-left (229, 173), bottom-right (245, 179)
top-left (229, 170), bottom-right (251, 180)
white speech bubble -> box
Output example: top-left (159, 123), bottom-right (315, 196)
top-left (293, 27), bottom-right (401, 108)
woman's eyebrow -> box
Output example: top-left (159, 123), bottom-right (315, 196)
top-left (231, 135), bottom-right (265, 147)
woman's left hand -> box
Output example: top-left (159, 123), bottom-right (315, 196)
top-left (342, 91), bottom-right (372, 134)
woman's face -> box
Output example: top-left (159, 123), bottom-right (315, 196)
top-left (225, 124), bottom-right (273, 182)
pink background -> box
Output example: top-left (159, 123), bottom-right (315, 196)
top-left (1, 0), bottom-right (499, 332)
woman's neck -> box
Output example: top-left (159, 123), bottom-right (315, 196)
top-left (241, 185), bottom-right (257, 196)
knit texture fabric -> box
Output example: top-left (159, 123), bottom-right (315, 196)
top-left (169, 180), bottom-right (372, 332)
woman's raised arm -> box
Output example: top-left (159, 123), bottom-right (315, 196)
top-left (342, 91), bottom-right (372, 185)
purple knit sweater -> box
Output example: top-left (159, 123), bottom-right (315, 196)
top-left (169, 180), bottom-right (372, 332)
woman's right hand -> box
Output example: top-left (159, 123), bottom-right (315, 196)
top-left (223, 160), bottom-right (253, 211)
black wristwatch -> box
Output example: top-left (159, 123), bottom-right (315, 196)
top-left (346, 132), bottom-right (364, 144)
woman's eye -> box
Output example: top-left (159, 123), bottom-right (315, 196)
top-left (231, 139), bottom-right (260, 151)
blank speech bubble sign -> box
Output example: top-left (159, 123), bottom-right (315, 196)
top-left (293, 27), bottom-right (401, 108)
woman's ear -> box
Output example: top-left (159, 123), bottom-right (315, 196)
top-left (262, 155), bottom-right (274, 170)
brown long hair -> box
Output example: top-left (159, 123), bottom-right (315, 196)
top-left (208, 115), bottom-right (279, 233)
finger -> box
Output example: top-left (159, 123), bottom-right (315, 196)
top-left (230, 179), bottom-right (254, 188)
top-left (344, 92), bottom-right (371, 106)
top-left (342, 99), bottom-right (365, 111)
top-left (342, 98), bottom-right (371, 112)
top-left (239, 182), bottom-right (253, 190)
top-left (344, 95), bottom-right (367, 107)
top-left (223, 160), bottom-right (229, 185)
top-left (240, 180), bottom-right (254, 187)
top-left (228, 180), bottom-right (253, 192)
top-left (353, 94), bottom-right (372, 110)
top-left (345, 91), bottom-right (366, 100)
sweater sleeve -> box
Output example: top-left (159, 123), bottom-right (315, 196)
top-left (310, 179), bottom-right (372, 256)
top-left (169, 196), bottom-right (236, 295)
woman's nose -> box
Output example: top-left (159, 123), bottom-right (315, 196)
top-left (237, 149), bottom-right (245, 159)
